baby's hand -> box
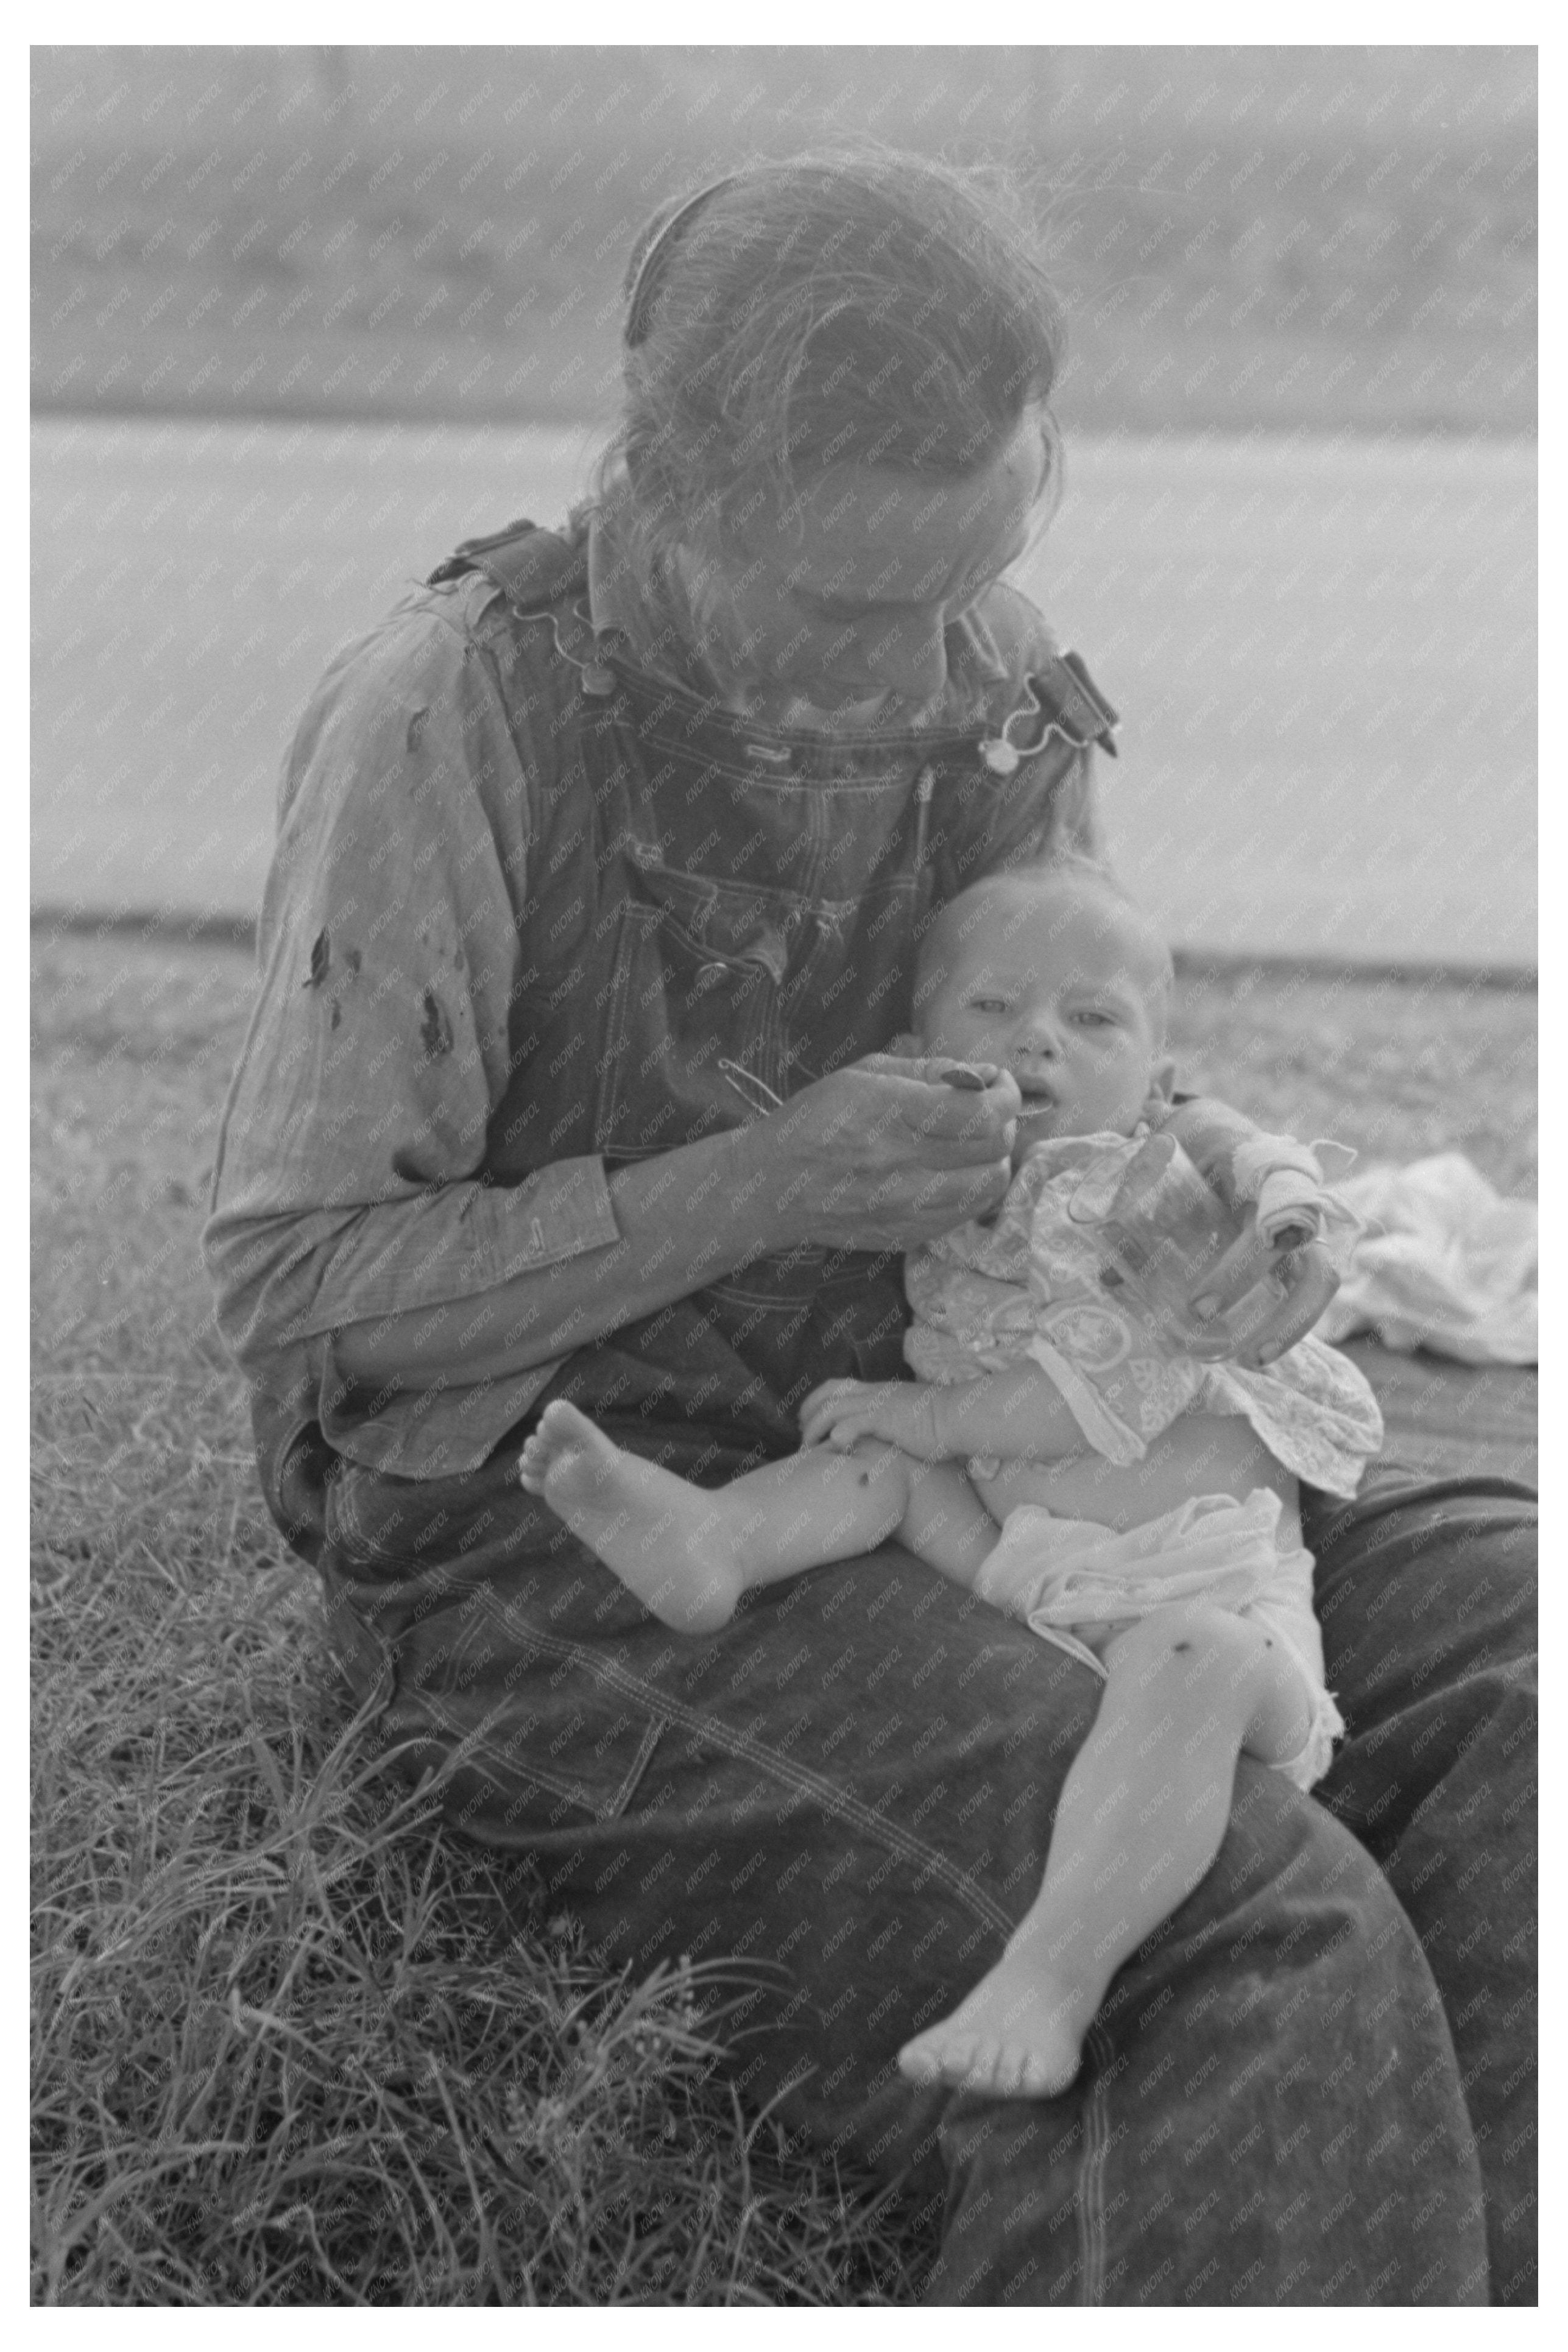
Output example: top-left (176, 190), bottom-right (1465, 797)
top-left (1159, 1101), bottom-right (1344, 1365)
top-left (798, 1378), bottom-right (947, 1461)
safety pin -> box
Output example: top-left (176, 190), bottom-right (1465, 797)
top-left (717, 1059), bottom-right (786, 1115)
top-left (977, 677), bottom-right (1047, 777)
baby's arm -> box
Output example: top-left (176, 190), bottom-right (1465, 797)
top-left (1157, 1094), bottom-right (1273, 1192)
top-left (1157, 1099), bottom-right (1351, 1248)
top-left (798, 1365), bottom-right (1088, 1464)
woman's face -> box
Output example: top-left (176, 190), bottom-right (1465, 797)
top-left (676, 413), bottom-right (1050, 730)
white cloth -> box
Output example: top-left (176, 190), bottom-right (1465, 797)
top-left (976, 1487), bottom-right (1344, 1791)
top-left (1227, 1131), bottom-right (1361, 1250)
top-left (1316, 1153), bottom-right (1538, 1366)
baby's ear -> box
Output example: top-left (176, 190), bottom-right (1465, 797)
top-left (1148, 1056), bottom-right (1178, 1107)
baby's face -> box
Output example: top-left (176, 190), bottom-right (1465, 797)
top-left (919, 888), bottom-right (1174, 1153)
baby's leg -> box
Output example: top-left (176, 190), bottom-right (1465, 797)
top-left (892, 1458), bottom-right (1001, 1588)
top-left (899, 1599), bottom-right (1315, 2100)
top-left (519, 1401), bottom-right (925, 1634)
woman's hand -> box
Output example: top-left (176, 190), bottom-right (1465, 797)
top-left (730, 1057), bottom-right (1022, 1255)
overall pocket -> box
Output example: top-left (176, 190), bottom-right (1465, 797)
top-left (320, 1454), bottom-right (676, 1838)
top-left (591, 858), bottom-right (836, 1159)
top-left (259, 1413), bottom-right (336, 1566)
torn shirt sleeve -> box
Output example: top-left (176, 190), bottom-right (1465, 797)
top-left (203, 595), bottom-right (618, 1473)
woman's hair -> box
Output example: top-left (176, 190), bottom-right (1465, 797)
top-left (585, 146), bottom-right (1067, 578)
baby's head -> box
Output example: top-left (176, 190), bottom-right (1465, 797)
top-left (913, 860), bottom-right (1176, 1156)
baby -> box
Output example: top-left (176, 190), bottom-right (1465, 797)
top-left (520, 861), bottom-right (1382, 2101)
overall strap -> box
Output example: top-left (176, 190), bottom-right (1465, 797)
top-left (430, 518), bottom-right (1120, 786)
top-left (428, 516), bottom-right (604, 680)
top-left (978, 651), bottom-right (1120, 775)
top-left (426, 517), bottom-right (588, 611)
top-left (1036, 650), bottom-right (1120, 754)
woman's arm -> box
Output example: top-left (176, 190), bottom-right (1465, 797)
top-left (325, 1063), bottom-right (1023, 1391)
top-left (207, 609), bottom-right (1022, 1426)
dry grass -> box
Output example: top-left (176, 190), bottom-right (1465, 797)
top-left (30, 925), bottom-right (1536, 2304)
top-left (1170, 961), bottom-right (1538, 1198)
top-left (29, 927), bottom-right (933, 2304)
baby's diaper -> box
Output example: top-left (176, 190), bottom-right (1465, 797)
top-left (976, 1488), bottom-right (1344, 1791)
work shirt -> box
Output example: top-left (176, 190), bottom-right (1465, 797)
top-left (204, 509), bottom-right (1112, 1481)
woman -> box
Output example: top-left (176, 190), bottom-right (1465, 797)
top-left (205, 152), bottom-right (1536, 2304)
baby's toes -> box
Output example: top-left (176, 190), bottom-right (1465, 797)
top-left (1020, 2047), bottom-right (1080, 2099)
top-left (997, 2041), bottom-right (1047, 2098)
top-left (952, 2038), bottom-right (1017, 2098)
top-left (896, 2032), bottom-right (951, 2086)
top-left (933, 2035), bottom-right (989, 2092)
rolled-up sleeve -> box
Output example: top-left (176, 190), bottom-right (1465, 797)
top-left (204, 590), bottom-right (618, 1475)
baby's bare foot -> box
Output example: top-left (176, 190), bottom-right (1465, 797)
top-left (897, 1950), bottom-right (1098, 2102)
top-left (518, 1400), bottom-right (742, 1633)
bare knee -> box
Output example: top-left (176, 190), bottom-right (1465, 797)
top-left (843, 1438), bottom-right (914, 1500)
top-left (1105, 1603), bottom-right (1275, 1692)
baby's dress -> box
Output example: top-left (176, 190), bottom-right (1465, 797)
top-left (903, 1131), bottom-right (1385, 1789)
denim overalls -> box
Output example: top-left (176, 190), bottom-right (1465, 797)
top-left (266, 523), bottom-right (1529, 2304)
top-left (428, 519), bottom-right (1112, 1456)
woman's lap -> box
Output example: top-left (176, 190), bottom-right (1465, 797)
top-left (1304, 1463), bottom-right (1539, 2304)
top-left (294, 1421), bottom-right (1531, 2301)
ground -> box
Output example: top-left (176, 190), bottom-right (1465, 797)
top-left (30, 925), bottom-right (1536, 2304)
